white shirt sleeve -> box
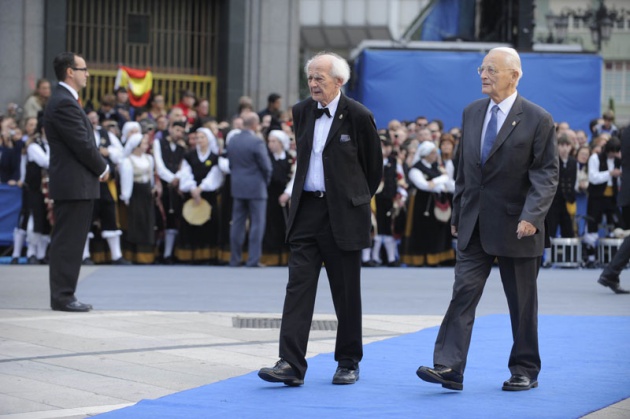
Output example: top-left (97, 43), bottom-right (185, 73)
top-left (153, 140), bottom-right (176, 183)
top-left (19, 154), bottom-right (26, 183)
top-left (27, 143), bottom-right (50, 169)
top-left (178, 159), bottom-right (195, 192)
top-left (218, 156), bottom-right (231, 174)
top-left (119, 158), bottom-right (133, 204)
top-left (409, 168), bottom-right (450, 192)
top-left (200, 166), bottom-right (225, 192)
top-left (588, 154), bottom-right (610, 185)
top-left (107, 132), bottom-right (124, 165)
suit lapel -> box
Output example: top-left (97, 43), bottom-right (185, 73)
top-left (486, 95), bottom-right (523, 162)
top-left (304, 100), bottom-right (318, 152)
top-left (324, 94), bottom-right (348, 149)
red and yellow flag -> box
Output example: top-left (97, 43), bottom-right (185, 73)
top-left (114, 66), bottom-right (153, 107)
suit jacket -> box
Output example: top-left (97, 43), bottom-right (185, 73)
top-left (44, 85), bottom-right (107, 200)
top-left (227, 129), bottom-right (272, 199)
top-left (452, 95), bottom-right (558, 257)
top-left (286, 93), bottom-right (383, 251)
top-left (617, 127), bottom-right (630, 207)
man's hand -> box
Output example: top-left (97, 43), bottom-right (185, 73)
top-left (278, 192), bottom-right (290, 207)
top-left (610, 168), bottom-right (622, 178)
top-left (451, 225), bottom-right (458, 237)
top-left (517, 220), bottom-right (536, 239)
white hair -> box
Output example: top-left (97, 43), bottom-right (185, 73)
top-left (304, 52), bottom-right (351, 85)
top-left (490, 47), bottom-right (523, 85)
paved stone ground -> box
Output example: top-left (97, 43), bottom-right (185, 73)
top-left (0, 265), bottom-right (628, 418)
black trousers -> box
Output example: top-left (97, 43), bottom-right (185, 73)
top-left (49, 199), bottom-right (94, 305)
top-left (434, 223), bottom-right (541, 380)
top-left (601, 235), bottom-right (630, 285)
top-left (278, 195), bottom-right (363, 379)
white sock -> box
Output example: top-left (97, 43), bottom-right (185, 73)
top-left (164, 229), bottom-right (177, 258)
top-left (36, 235), bottom-right (50, 260)
top-left (27, 232), bottom-right (41, 258)
top-left (361, 247), bottom-right (371, 263)
top-left (12, 229), bottom-right (26, 258)
top-left (106, 236), bottom-right (123, 260)
top-left (371, 235), bottom-right (384, 263)
top-left (383, 236), bottom-right (397, 263)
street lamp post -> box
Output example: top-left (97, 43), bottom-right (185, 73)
top-left (546, 0), bottom-right (627, 52)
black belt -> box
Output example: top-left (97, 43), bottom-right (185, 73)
top-left (303, 191), bottom-right (326, 198)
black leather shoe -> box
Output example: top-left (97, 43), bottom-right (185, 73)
top-left (10, 257), bottom-right (18, 265)
top-left (416, 365), bottom-right (463, 390)
top-left (597, 277), bottom-right (630, 294)
top-left (332, 366), bottom-right (360, 385)
top-left (27, 255), bottom-right (39, 265)
top-left (502, 374), bottom-right (538, 391)
top-left (51, 300), bottom-right (92, 312)
top-left (113, 257), bottom-right (132, 265)
top-left (82, 257), bottom-right (94, 265)
top-left (258, 359), bottom-right (303, 386)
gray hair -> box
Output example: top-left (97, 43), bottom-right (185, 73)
top-left (490, 47), bottom-right (523, 85)
top-left (304, 52), bottom-right (351, 85)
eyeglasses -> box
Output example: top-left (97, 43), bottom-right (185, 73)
top-left (477, 66), bottom-right (513, 76)
top-left (71, 67), bottom-right (89, 72)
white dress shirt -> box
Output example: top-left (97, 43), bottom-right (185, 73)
top-left (303, 91), bottom-right (341, 192)
top-left (480, 90), bottom-right (518, 154)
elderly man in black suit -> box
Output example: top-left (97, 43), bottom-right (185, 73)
top-left (416, 47), bottom-right (558, 391)
top-left (44, 52), bottom-right (109, 312)
top-left (258, 52), bottom-right (382, 386)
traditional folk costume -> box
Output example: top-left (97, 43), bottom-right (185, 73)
top-left (175, 128), bottom-right (224, 263)
top-left (401, 141), bottom-right (455, 266)
top-left (119, 133), bottom-right (156, 264)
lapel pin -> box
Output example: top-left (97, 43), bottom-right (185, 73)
top-left (339, 114), bottom-right (343, 120)
top-left (512, 121), bottom-right (516, 126)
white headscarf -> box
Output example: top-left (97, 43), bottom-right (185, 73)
top-left (121, 121), bottom-right (141, 144)
top-left (268, 130), bottom-right (290, 151)
top-left (124, 133), bottom-right (143, 157)
top-left (225, 129), bottom-right (241, 146)
top-left (196, 127), bottom-right (219, 156)
top-left (412, 141), bottom-right (436, 166)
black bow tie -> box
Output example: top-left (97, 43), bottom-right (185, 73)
top-left (314, 107), bottom-right (331, 119)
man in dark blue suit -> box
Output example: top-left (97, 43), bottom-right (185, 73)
top-left (227, 112), bottom-right (272, 267)
top-left (416, 47), bottom-right (558, 392)
top-left (258, 52), bottom-right (382, 386)
top-left (44, 52), bottom-right (109, 312)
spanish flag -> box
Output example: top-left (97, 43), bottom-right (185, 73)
top-left (114, 66), bottom-right (153, 107)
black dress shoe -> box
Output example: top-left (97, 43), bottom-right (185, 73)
top-left (597, 277), bottom-right (630, 294)
top-left (51, 300), bottom-right (92, 312)
top-left (10, 257), bottom-right (18, 265)
top-left (502, 374), bottom-right (538, 391)
top-left (113, 257), bottom-right (132, 265)
top-left (332, 366), bottom-right (360, 385)
top-left (82, 257), bottom-right (94, 265)
top-left (27, 255), bottom-right (39, 265)
top-left (258, 359), bottom-right (303, 386)
top-left (416, 365), bottom-right (464, 390)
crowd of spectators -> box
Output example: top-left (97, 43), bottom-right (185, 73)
top-left (0, 80), bottom-right (627, 267)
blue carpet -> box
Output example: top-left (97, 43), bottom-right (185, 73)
top-left (95, 315), bottom-right (630, 419)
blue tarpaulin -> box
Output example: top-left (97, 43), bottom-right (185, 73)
top-left (348, 49), bottom-right (602, 133)
top-left (0, 184), bottom-right (21, 245)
